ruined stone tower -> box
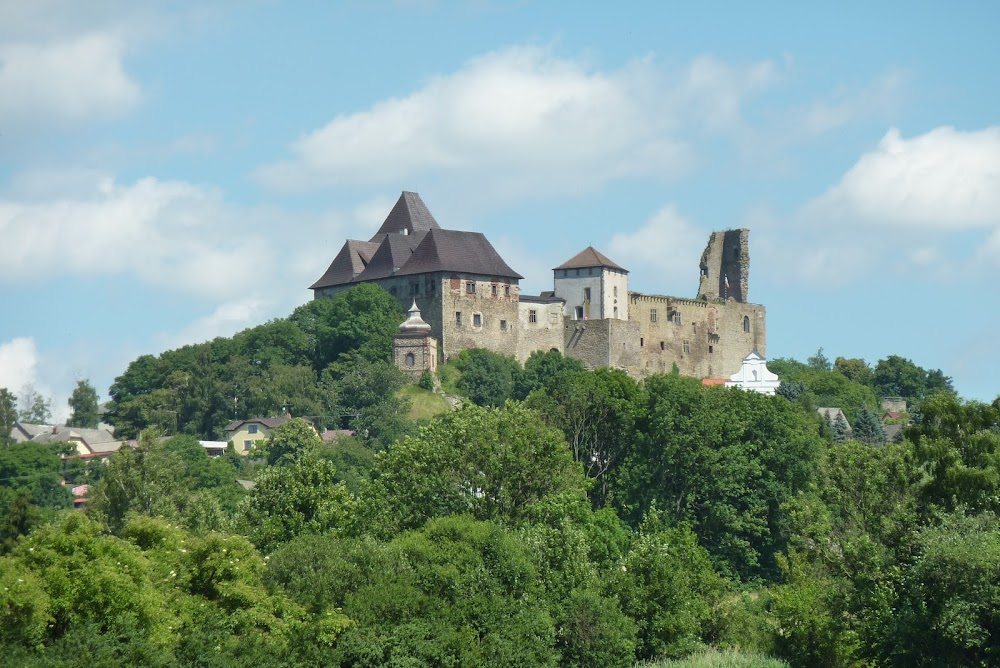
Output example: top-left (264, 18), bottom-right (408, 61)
top-left (697, 229), bottom-right (750, 303)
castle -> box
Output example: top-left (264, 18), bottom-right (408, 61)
top-left (310, 192), bottom-right (766, 379)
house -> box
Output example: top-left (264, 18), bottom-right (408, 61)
top-left (14, 422), bottom-right (123, 460)
top-left (223, 416), bottom-right (316, 455)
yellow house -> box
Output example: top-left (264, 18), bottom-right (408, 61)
top-left (223, 416), bottom-right (316, 455)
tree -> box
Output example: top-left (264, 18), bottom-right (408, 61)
top-left (17, 386), bottom-right (51, 424)
top-left (66, 379), bottom-right (100, 429)
top-left (453, 348), bottom-right (522, 407)
top-left (831, 412), bottom-right (850, 444)
top-left (328, 357), bottom-right (412, 449)
top-left (254, 417), bottom-right (323, 466)
top-left (237, 454), bottom-right (355, 552)
top-left (527, 369), bottom-right (643, 506)
top-left (514, 349), bottom-right (585, 400)
top-left (872, 354), bottom-right (954, 403)
top-left (807, 348), bottom-right (832, 372)
top-left (852, 406), bottom-right (886, 445)
top-left (0, 443), bottom-right (71, 510)
top-left (834, 357), bottom-right (873, 387)
top-left (0, 387), bottom-right (16, 446)
top-left (364, 402), bottom-right (588, 536)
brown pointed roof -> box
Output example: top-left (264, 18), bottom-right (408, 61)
top-left (554, 246), bottom-right (627, 273)
top-left (309, 239), bottom-right (380, 290)
top-left (394, 228), bottom-right (523, 279)
top-left (370, 191), bottom-right (441, 241)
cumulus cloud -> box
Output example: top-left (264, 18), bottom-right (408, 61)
top-left (255, 47), bottom-right (782, 196)
top-left (0, 33), bottom-right (141, 126)
top-left (0, 173), bottom-right (275, 299)
top-left (0, 337), bottom-right (39, 393)
top-left (608, 205), bottom-right (708, 293)
top-left (805, 126), bottom-right (1000, 228)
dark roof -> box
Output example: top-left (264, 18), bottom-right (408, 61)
top-left (394, 228), bottom-right (523, 279)
top-left (224, 416), bottom-right (295, 432)
top-left (354, 231), bottom-right (427, 282)
top-left (370, 191), bottom-right (441, 240)
top-left (520, 293), bottom-right (565, 304)
top-left (310, 239), bottom-right (380, 290)
top-left (555, 246), bottom-right (627, 272)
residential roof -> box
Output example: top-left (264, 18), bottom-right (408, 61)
top-left (224, 416), bottom-right (293, 432)
top-left (554, 246), bottom-right (627, 272)
top-left (11, 422), bottom-right (55, 439)
top-left (701, 378), bottom-right (729, 387)
top-left (370, 191), bottom-right (442, 240)
top-left (394, 228), bottom-right (523, 279)
top-left (31, 427), bottom-right (120, 451)
top-left (520, 293), bottom-right (565, 304)
top-left (309, 239), bottom-right (380, 290)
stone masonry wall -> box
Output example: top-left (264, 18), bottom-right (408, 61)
top-left (516, 300), bottom-right (565, 363)
top-left (697, 229), bottom-right (749, 303)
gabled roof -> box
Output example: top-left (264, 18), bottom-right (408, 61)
top-left (395, 228), bottom-right (523, 279)
top-left (554, 246), bottom-right (627, 272)
top-left (224, 416), bottom-right (293, 432)
top-left (354, 231), bottom-right (427, 282)
top-left (310, 239), bottom-right (380, 290)
top-left (370, 191), bottom-right (441, 240)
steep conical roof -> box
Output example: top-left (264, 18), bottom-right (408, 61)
top-left (370, 191), bottom-right (441, 240)
top-left (554, 246), bottom-right (627, 272)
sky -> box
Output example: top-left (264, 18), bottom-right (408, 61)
top-left (1, 0), bottom-right (999, 421)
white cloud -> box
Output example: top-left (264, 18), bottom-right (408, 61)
top-left (255, 47), bottom-right (782, 196)
top-left (164, 297), bottom-right (273, 349)
top-left (805, 126), bottom-right (1000, 229)
top-left (800, 70), bottom-right (907, 135)
top-left (0, 337), bottom-right (39, 393)
top-left (0, 33), bottom-right (141, 127)
top-left (608, 205), bottom-right (707, 293)
top-left (0, 173), bottom-right (275, 299)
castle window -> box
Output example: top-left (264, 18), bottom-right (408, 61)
top-left (466, 281), bottom-right (476, 294)
top-left (743, 315), bottom-right (750, 333)
top-left (491, 284), bottom-right (498, 297)
top-left (390, 286), bottom-right (397, 296)
top-left (248, 424), bottom-right (258, 434)
top-left (660, 341), bottom-right (665, 351)
top-left (733, 248), bottom-right (740, 259)
top-left (584, 287), bottom-right (591, 302)
top-left (575, 269), bottom-right (580, 276)
top-left (473, 313), bottom-right (482, 327)
top-left (504, 285), bottom-right (511, 297)
top-left (529, 310), bottom-right (537, 323)
top-left (640, 337), bottom-right (644, 347)
top-left (405, 352), bottom-right (415, 367)
top-left (614, 286), bottom-right (618, 297)
top-left (410, 282), bottom-right (419, 295)
top-left (650, 309), bottom-right (657, 323)
top-left (670, 311), bottom-right (682, 325)
top-left (456, 312), bottom-right (462, 326)
top-left (500, 319), bottom-right (508, 331)
top-left (709, 345), bottom-right (714, 353)
top-left (426, 280), bottom-right (436, 294)
top-left (575, 306), bottom-right (584, 320)
top-left (614, 306), bottom-right (618, 318)
top-left (683, 340), bottom-right (690, 354)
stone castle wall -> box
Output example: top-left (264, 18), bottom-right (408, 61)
top-left (516, 300), bottom-right (565, 363)
top-left (697, 229), bottom-right (749, 303)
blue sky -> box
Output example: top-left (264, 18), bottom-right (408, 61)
top-left (1, 0), bottom-right (998, 420)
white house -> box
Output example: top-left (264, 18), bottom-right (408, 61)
top-left (724, 351), bottom-right (781, 395)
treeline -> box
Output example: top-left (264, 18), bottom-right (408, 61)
top-left (105, 284), bottom-right (411, 443)
top-left (2, 284), bottom-right (999, 667)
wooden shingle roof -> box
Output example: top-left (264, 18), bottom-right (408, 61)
top-left (554, 246), bottom-right (627, 272)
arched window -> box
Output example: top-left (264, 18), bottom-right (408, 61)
top-left (405, 352), bottom-right (415, 367)
top-left (743, 316), bottom-right (750, 333)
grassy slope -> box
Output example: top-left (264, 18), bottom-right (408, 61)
top-left (398, 384), bottom-right (451, 421)
top-left (644, 649), bottom-right (789, 668)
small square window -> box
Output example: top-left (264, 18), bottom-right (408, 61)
top-left (248, 424), bottom-right (258, 434)
top-left (426, 281), bottom-right (436, 294)
top-left (473, 313), bottom-right (482, 327)
top-left (456, 312), bottom-right (462, 326)
top-left (504, 285), bottom-right (511, 297)
top-left (500, 319), bottom-right (508, 331)
top-left (243, 440), bottom-right (252, 451)
top-left (660, 341), bottom-right (665, 351)
top-left (410, 282), bottom-right (419, 295)
top-left (491, 284), bottom-right (498, 296)
top-left (466, 281), bottom-right (476, 294)
top-left (584, 287), bottom-right (591, 301)
top-left (575, 306), bottom-right (584, 320)
top-left (683, 340), bottom-right (690, 354)
top-left (650, 309), bottom-right (658, 323)
top-left (709, 345), bottom-right (714, 353)
top-left (529, 309), bottom-right (537, 323)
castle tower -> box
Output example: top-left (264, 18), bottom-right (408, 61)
top-left (553, 247), bottom-right (629, 321)
top-left (697, 229), bottom-right (749, 303)
top-left (393, 300), bottom-right (438, 378)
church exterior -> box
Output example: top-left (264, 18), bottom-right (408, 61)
top-left (310, 191), bottom-right (767, 380)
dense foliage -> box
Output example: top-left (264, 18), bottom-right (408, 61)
top-left (3, 296), bottom-right (998, 667)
